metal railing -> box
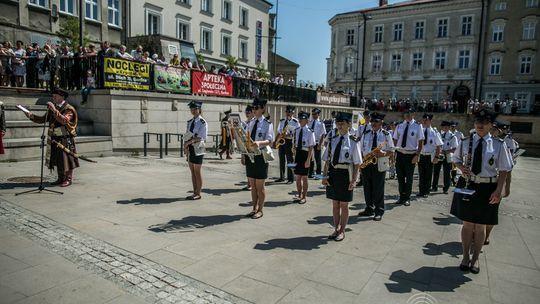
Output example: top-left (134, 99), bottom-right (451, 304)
top-left (165, 133), bottom-right (184, 157)
top-left (143, 132), bottom-right (164, 159)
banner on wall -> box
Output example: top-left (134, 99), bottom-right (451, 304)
top-left (191, 71), bottom-right (233, 97)
top-left (153, 65), bottom-right (191, 94)
top-left (103, 57), bottom-right (150, 90)
top-left (316, 91), bottom-right (350, 106)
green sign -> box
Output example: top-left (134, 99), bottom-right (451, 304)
top-left (153, 65), bottom-right (191, 94)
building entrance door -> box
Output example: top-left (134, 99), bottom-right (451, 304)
top-left (452, 85), bottom-right (471, 113)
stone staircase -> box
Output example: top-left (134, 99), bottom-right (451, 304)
top-left (1, 89), bottom-right (113, 161)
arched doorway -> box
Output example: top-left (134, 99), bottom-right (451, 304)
top-left (452, 85), bottom-right (471, 113)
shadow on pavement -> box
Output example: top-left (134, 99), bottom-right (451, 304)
top-left (254, 236), bottom-right (329, 251)
top-left (422, 242), bottom-right (462, 258)
top-left (148, 214), bottom-right (244, 233)
top-left (286, 190), bottom-right (326, 198)
top-left (386, 266), bottom-right (472, 293)
top-left (116, 197), bottom-right (185, 205)
top-left (0, 182), bottom-right (43, 190)
top-left (238, 200), bottom-right (292, 208)
top-left (432, 213), bottom-right (462, 226)
top-left (201, 188), bottom-right (246, 196)
top-left (306, 215), bottom-right (375, 226)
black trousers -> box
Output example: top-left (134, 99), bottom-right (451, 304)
top-left (396, 152), bottom-right (416, 202)
top-left (418, 155), bottom-right (434, 195)
top-left (362, 163), bottom-right (386, 215)
top-left (432, 157), bottom-right (452, 191)
top-left (309, 144), bottom-right (322, 176)
top-left (278, 139), bottom-right (294, 181)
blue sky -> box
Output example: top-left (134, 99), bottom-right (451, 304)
top-left (267, 0), bottom-right (400, 85)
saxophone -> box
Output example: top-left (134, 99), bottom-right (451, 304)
top-left (275, 127), bottom-right (288, 149)
top-left (360, 143), bottom-right (385, 169)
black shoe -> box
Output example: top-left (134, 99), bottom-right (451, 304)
top-left (395, 200), bottom-right (404, 205)
top-left (373, 215), bottom-right (382, 221)
top-left (459, 263), bottom-right (470, 271)
top-left (286, 180), bottom-right (294, 184)
top-left (308, 175), bottom-right (314, 178)
top-left (431, 187), bottom-right (438, 192)
top-left (358, 209), bottom-right (374, 217)
top-left (275, 178), bottom-right (285, 183)
top-left (403, 200), bottom-right (411, 206)
top-left (443, 189), bottom-right (449, 194)
top-left (470, 265), bottom-right (480, 274)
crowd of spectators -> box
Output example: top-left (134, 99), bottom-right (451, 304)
top-left (354, 97), bottom-right (539, 115)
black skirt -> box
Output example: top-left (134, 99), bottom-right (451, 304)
top-left (246, 154), bottom-right (268, 179)
top-left (294, 148), bottom-right (309, 176)
top-left (326, 167), bottom-right (353, 202)
top-left (451, 181), bottom-right (499, 225)
top-left (188, 145), bottom-right (204, 164)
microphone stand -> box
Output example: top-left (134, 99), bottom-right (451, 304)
top-left (16, 109), bottom-right (63, 196)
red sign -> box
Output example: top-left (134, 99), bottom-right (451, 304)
top-left (191, 71), bottom-right (233, 97)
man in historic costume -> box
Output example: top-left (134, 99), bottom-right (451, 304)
top-left (219, 109), bottom-right (233, 159)
top-left (25, 88), bottom-right (79, 187)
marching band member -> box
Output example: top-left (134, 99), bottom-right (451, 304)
top-left (387, 121), bottom-right (398, 179)
top-left (451, 109), bottom-right (512, 274)
top-left (241, 105), bottom-right (254, 191)
top-left (432, 121), bottom-right (458, 194)
top-left (358, 112), bottom-right (394, 221)
top-left (244, 98), bottom-right (274, 219)
top-left (322, 112), bottom-right (362, 241)
top-left (393, 108), bottom-right (424, 206)
top-left (308, 108), bottom-right (327, 178)
top-left (293, 111), bottom-right (316, 204)
top-left (184, 101), bottom-right (207, 200)
top-left (450, 121), bottom-right (465, 185)
top-left (484, 121), bottom-right (516, 245)
top-left (275, 105), bottom-right (299, 184)
top-left (355, 110), bottom-right (372, 138)
top-left (355, 110), bottom-right (372, 186)
top-left (417, 113), bottom-right (443, 198)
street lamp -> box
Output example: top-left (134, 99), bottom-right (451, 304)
top-left (353, 13), bottom-right (371, 107)
top-left (359, 13), bottom-right (371, 103)
top-left (79, 0), bottom-right (84, 48)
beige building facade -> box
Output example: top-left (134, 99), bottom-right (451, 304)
top-left (481, 0), bottom-right (540, 113)
top-left (328, 0), bottom-right (483, 111)
top-left (128, 0), bottom-right (272, 70)
top-left (0, 0), bottom-right (125, 46)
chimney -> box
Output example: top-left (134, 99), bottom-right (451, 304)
top-left (379, 0), bottom-right (388, 6)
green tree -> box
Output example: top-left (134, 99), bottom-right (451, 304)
top-left (256, 63), bottom-right (269, 80)
top-left (56, 16), bottom-right (90, 49)
top-left (225, 55), bottom-right (239, 69)
top-left (195, 52), bottom-right (206, 68)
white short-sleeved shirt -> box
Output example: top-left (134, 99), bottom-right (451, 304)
top-left (440, 131), bottom-right (458, 152)
top-left (322, 134), bottom-right (363, 165)
top-left (186, 116), bottom-right (208, 141)
top-left (452, 133), bottom-right (512, 177)
top-left (393, 119), bottom-right (424, 151)
top-left (504, 135), bottom-right (517, 153)
top-left (361, 129), bottom-right (395, 156)
top-left (421, 127), bottom-right (443, 154)
top-left (293, 125), bottom-right (316, 150)
top-left (247, 116), bottom-right (274, 142)
top-left (308, 118), bottom-right (327, 142)
top-left (355, 123), bottom-right (372, 139)
top-left (277, 117), bottom-right (299, 135)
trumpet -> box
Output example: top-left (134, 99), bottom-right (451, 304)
top-left (360, 143), bottom-right (385, 169)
